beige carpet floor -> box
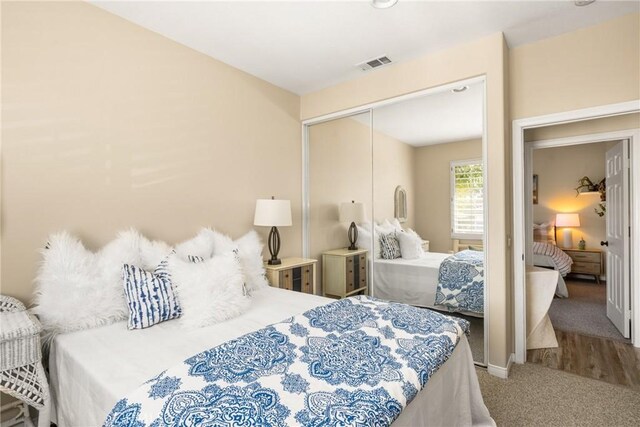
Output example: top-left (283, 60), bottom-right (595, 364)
top-left (477, 363), bottom-right (640, 426)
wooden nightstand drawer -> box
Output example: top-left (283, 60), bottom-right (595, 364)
top-left (279, 269), bottom-right (293, 290)
top-left (265, 258), bottom-right (317, 295)
top-left (562, 248), bottom-right (603, 284)
top-left (567, 251), bottom-right (600, 263)
top-left (322, 248), bottom-right (368, 298)
top-left (572, 261), bottom-right (601, 275)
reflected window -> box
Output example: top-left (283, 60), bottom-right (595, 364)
top-left (451, 159), bottom-right (484, 239)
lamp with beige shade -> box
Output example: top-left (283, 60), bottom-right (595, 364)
top-left (254, 197), bottom-right (292, 265)
top-left (555, 213), bottom-right (580, 249)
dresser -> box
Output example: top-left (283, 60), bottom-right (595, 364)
top-left (322, 248), bottom-right (368, 299)
top-left (562, 248), bottom-right (603, 284)
top-left (264, 258), bottom-right (317, 295)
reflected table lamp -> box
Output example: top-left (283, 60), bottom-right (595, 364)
top-left (254, 197), bottom-right (292, 265)
top-left (339, 201), bottom-right (366, 250)
top-left (555, 213), bottom-right (580, 249)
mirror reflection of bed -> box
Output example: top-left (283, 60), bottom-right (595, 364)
top-left (305, 80), bottom-right (487, 365)
top-left (368, 83), bottom-right (486, 365)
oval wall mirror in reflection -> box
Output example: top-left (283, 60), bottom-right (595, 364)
top-left (394, 185), bottom-right (407, 223)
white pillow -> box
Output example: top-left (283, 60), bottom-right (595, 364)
top-left (397, 231), bottom-right (423, 260)
top-left (178, 228), bottom-right (269, 291)
top-left (33, 229), bottom-right (176, 344)
top-left (406, 228), bottom-right (423, 240)
top-left (170, 252), bottom-right (249, 328)
top-left (174, 229), bottom-right (218, 261)
top-left (234, 231), bottom-right (269, 291)
top-left (33, 232), bottom-right (102, 345)
top-left (390, 218), bottom-right (404, 231)
top-left (357, 226), bottom-right (381, 259)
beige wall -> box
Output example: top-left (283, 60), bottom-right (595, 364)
top-left (414, 139), bottom-right (482, 253)
top-left (373, 129), bottom-right (415, 229)
top-left (302, 33), bottom-right (511, 369)
top-left (308, 115), bottom-right (415, 289)
top-left (308, 115), bottom-right (372, 283)
top-left (0, 1), bottom-right (301, 304)
top-left (533, 142), bottom-right (610, 250)
top-left (510, 13), bottom-right (640, 120)
top-left (510, 13), bottom-right (638, 363)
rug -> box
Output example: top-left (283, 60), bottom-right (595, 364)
top-left (548, 279), bottom-right (628, 341)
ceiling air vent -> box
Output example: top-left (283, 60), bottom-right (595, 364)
top-left (357, 55), bottom-right (392, 72)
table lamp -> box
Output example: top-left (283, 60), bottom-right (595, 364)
top-left (339, 201), bottom-right (366, 250)
top-left (555, 213), bottom-right (580, 249)
top-left (254, 197), bottom-right (292, 265)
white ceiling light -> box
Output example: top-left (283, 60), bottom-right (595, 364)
top-left (452, 86), bottom-right (469, 93)
top-left (371, 0), bottom-right (398, 9)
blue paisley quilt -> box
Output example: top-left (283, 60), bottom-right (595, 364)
top-left (104, 296), bottom-right (469, 427)
top-left (435, 250), bottom-right (484, 314)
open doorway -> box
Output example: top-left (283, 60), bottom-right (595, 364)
top-left (528, 139), bottom-right (630, 342)
top-left (519, 123), bottom-right (639, 390)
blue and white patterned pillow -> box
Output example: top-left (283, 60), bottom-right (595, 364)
top-left (123, 254), bottom-right (204, 330)
top-left (380, 232), bottom-right (401, 259)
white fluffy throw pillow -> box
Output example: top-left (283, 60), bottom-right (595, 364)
top-left (33, 229), bottom-right (174, 344)
top-left (169, 252), bottom-right (249, 328)
top-left (33, 231), bottom-right (129, 344)
top-left (234, 231), bottom-right (269, 291)
top-left (174, 229), bottom-right (218, 261)
top-left (180, 228), bottom-right (269, 291)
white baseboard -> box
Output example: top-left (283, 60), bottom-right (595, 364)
top-left (487, 353), bottom-right (514, 379)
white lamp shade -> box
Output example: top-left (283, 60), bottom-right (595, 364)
top-left (339, 201), bottom-right (366, 224)
top-left (555, 213), bottom-right (580, 227)
top-left (254, 199), bottom-right (292, 227)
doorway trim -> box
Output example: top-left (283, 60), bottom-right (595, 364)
top-left (512, 100), bottom-right (640, 363)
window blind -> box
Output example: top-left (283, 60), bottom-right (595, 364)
top-left (451, 160), bottom-right (484, 239)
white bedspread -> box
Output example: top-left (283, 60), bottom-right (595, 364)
top-left (49, 287), bottom-right (493, 427)
top-left (373, 252), bottom-right (449, 308)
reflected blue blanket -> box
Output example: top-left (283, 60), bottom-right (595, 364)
top-left (104, 296), bottom-right (469, 427)
top-left (435, 250), bottom-right (485, 314)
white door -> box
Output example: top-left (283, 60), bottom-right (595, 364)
top-left (605, 140), bottom-right (630, 338)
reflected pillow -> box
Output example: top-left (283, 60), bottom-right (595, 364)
top-left (397, 231), bottom-right (423, 260)
top-left (380, 232), bottom-right (401, 260)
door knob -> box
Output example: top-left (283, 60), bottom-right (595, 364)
top-left (600, 241), bottom-right (609, 247)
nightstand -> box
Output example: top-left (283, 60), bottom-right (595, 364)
top-left (322, 248), bottom-right (368, 299)
top-left (562, 248), bottom-right (603, 284)
top-left (264, 258), bottom-right (317, 295)
top-left (0, 296), bottom-right (50, 427)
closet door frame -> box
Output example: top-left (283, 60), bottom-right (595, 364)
top-left (302, 75), bottom-right (488, 366)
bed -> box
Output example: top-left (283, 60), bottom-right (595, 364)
top-left (532, 223), bottom-right (572, 298)
top-left (49, 287), bottom-right (493, 426)
top-left (373, 240), bottom-right (485, 317)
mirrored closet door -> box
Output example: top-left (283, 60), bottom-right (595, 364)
top-left (370, 83), bottom-right (486, 365)
top-left (304, 79), bottom-right (487, 365)
top-left (306, 111), bottom-right (373, 299)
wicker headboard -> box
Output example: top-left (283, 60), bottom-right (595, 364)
top-left (452, 239), bottom-right (484, 253)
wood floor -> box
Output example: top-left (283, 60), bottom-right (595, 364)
top-left (528, 329), bottom-right (640, 391)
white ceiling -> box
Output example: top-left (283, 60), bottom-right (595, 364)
top-left (92, 0), bottom-right (639, 95)
top-left (351, 81), bottom-right (483, 146)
